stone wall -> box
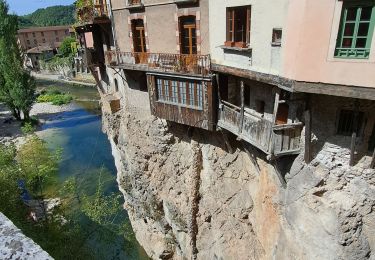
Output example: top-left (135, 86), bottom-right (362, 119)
top-left (0, 213), bottom-right (52, 259)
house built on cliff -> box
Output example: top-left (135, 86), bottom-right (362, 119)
top-left (75, 0), bottom-right (375, 168)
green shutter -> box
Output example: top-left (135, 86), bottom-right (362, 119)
top-left (335, 2), bottom-right (375, 59)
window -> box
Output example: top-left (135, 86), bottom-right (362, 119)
top-left (26, 40), bottom-right (30, 44)
top-left (226, 6), bottom-right (251, 48)
top-left (272, 28), bottom-right (282, 46)
top-left (41, 32), bottom-right (44, 37)
top-left (171, 80), bottom-right (178, 103)
top-left (156, 78), bottom-right (203, 110)
top-left (56, 37), bottom-right (59, 42)
top-left (132, 19), bottom-right (146, 53)
top-left (276, 103), bottom-right (289, 125)
top-left (32, 32), bottom-right (35, 37)
top-left (337, 110), bottom-right (364, 136)
top-left (255, 100), bottom-right (265, 115)
top-left (180, 16), bottom-right (197, 55)
top-left (42, 38), bottom-right (46, 43)
top-left (335, 3), bottom-right (375, 59)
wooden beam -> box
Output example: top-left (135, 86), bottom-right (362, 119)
top-left (239, 80), bottom-right (245, 135)
top-left (219, 128), bottom-right (234, 154)
top-left (268, 89), bottom-right (280, 156)
top-left (371, 149), bottom-right (375, 169)
top-left (350, 132), bottom-right (356, 166)
top-left (350, 100), bottom-right (359, 167)
top-left (304, 110), bottom-right (312, 164)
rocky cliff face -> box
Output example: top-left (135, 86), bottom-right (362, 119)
top-left (101, 92), bottom-right (375, 260)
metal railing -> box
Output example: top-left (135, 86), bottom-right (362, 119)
top-left (105, 51), bottom-right (211, 76)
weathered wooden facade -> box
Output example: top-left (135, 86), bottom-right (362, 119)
top-left (216, 73), bottom-right (305, 157)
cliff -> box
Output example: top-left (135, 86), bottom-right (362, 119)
top-left (101, 90), bottom-right (375, 259)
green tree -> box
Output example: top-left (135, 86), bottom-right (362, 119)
top-left (59, 36), bottom-right (77, 57)
top-left (0, 0), bottom-right (36, 121)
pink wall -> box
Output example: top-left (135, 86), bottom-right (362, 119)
top-left (282, 0), bottom-right (375, 88)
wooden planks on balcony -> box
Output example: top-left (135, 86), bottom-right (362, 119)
top-left (218, 101), bottom-right (303, 156)
top-left (105, 51), bottom-right (211, 77)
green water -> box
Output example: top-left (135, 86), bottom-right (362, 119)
top-left (36, 80), bottom-right (149, 260)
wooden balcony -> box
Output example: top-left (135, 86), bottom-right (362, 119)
top-left (218, 101), bottom-right (303, 157)
top-left (105, 51), bottom-right (211, 77)
top-left (76, 0), bottom-right (109, 25)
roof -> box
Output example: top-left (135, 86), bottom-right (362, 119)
top-left (26, 45), bottom-right (54, 54)
top-left (18, 25), bottom-right (71, 34)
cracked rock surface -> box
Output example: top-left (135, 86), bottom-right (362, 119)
top-left (0, 213), bottom-right (52, 260)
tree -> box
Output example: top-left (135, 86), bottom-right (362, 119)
top-left (59, 37), bottom-right (77, 57)
top-left (0, 0), bottom-right (36, 121)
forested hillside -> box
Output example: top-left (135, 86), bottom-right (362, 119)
top-left (18, 5), bottom-right (75, 28)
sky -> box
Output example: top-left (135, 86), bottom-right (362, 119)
top-left (7, 0), bottom-right (75, 15)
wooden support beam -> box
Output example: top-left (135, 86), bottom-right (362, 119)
top-left (371, 149), bottom-right (375, 169)
top-left (219, 128), bottom-right (234, 154)
top-left (239, 80), bottom-right (245, 135)
top-left (242, 143), bottom-right (261, 174)
top-left (350, 99), bottom-right (359, 167)
top-left (350, 132), bottom-right (356, 167)
top-left (304, 110), bottom-right (312, 164)
top-left (269, 88), bottom-right (281, 155)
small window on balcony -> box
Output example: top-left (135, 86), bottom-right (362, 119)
top-left (226, 6), bottom-right (251, 48)
top-left (276, 103), bottom-right (289, 125)
top-left (272, 28), bottom-right (282, 46)
top-left (337, 110), bottom-right (364, 136)
top-left (255, 100), bottom-right (265, 115)
top-left (132, 19), bottom-right (146, 53)
top-left (335, 3), bottom-right (375, 59)
top-left (180, 16), bottom-right (197, 55)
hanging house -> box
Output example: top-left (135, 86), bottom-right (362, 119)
top-left (104, 0), bottom-right (215, 131)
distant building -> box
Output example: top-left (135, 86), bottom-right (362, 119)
top-left (24, 45), bottom-right (56, 70)
top-left (17, 25), bottom-right (73, 51)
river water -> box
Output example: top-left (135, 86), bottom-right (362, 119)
top-left (36, 80), bottom-right (148, 259)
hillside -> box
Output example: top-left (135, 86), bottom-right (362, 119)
top-left (18, 5), bottom-right (75, 28)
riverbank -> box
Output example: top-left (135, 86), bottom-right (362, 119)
top-left (31, 71), bottom-right (97, 87)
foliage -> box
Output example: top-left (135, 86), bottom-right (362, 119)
top-left (21, 122), bottom-right (36, 134)
top-left (37, 93), bottom-right (73, 105)
top-left (59, 37), bottom-right (77, 57)
top-left (17, 136), bottom-right (60, 195)
top-left (0, 0), bottom-right (36, 121)
top-left (40, 55), bottom-right (73, 74)
top-left (18, 5), bottom-right (75, 28)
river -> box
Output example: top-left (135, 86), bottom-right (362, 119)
top-left (35, 79), bottom-right (148, 260)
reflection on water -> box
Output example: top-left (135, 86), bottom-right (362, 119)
top-left (37, 80), bottom-right (148, 259)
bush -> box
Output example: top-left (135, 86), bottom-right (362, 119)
top-left (37, 93), bottom-right (73, 105)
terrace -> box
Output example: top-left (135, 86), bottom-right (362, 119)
top-left (105, 51), bottom-right (211, 77)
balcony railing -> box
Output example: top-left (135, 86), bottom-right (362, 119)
top-left (105, 51), bottom-right (211, 76)
top-left (218, 101), bottom-right (303, 156)
top-left (76, 0), bottom-right (109, 25)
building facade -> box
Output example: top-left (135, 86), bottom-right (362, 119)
top-left (17, 25), bottom-right (72, 51)
top-left (77, 0), bottom-right (375, 169)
